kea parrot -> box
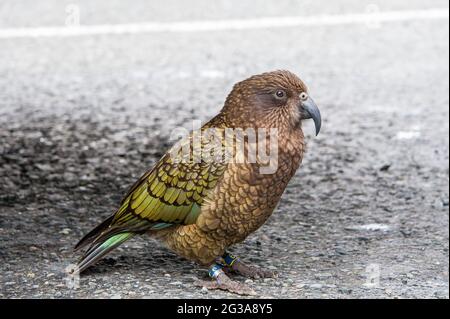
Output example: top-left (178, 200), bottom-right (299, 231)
top-left (74, 70), bottom-right (322, 295)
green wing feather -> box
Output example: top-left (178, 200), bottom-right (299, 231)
top-left (75, 126), bottom-right (227, 271)
top-left (114, 156), bottom-right (223, 225)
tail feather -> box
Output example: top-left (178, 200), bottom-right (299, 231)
top-left (74, 215), bottom-right (114, 251)
top-left (75, 216), bottom-right (172, 273)
top-left (77, 232), bottom-right (135, 273)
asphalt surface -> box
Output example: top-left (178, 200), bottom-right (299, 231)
top-left (0, 0), bottom-right (449, 299)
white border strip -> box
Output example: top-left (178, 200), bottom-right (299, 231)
top-left (0, 8), bottom-right (448, 39)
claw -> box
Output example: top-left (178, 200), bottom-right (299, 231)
top-left (233, 263), bottom-right (277, 279)
top-left (222, 253), bottom-right (277, 279)
top-left (194, 263), bottom-right (257, 296)
top-left (195, 278), bottom-right (256, 296)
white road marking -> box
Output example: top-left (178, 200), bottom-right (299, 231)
top-left (0, 8), bottom-right (448, 39)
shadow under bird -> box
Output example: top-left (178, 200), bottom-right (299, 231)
top-left (75, 70), bottom-right (322, 295)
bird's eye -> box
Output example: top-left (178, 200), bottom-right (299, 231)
top-left (275, 90), bottom-right (286, 99)
top-left (300, 92), bottom-right (309, 101)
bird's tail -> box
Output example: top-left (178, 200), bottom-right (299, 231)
top-left (76, 232), bottom-right (136, 273)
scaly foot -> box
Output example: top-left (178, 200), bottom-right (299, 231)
top-left (195, 263), bottom-right (256, 296)
top-left (222, 253), bottom-right (278, 279)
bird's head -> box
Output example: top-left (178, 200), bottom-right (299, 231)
top-left (222, 70), bottom-right (321, 136)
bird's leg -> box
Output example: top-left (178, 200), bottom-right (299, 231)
top-left (221, 252), bottom-right (277, 279)
top-left (195, 263), bottom-right (256, 296)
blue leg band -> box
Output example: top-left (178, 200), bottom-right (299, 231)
top-left (208, 263), bottom-right (224, 279)
top-left (222, 253), bottom-right (239, 267)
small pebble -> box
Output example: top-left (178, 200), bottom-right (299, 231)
top-left (59, 228), bottom-right (71, 235)
top-left (309, 283), bottom-right (323, 289)
top-left (169, 281), bottom-right (183, 285)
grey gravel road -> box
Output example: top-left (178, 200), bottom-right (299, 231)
top-left (0, 0), bottom-right (449, 299)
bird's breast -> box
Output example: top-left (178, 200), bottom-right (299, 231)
top-left (197, 129), bottom-right (305, 243)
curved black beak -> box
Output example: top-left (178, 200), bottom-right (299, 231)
top-left (300, 97), bottom-right (321, 136)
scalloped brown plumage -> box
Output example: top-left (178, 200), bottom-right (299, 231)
top-left (75, 70), bottom-right (321, 293)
